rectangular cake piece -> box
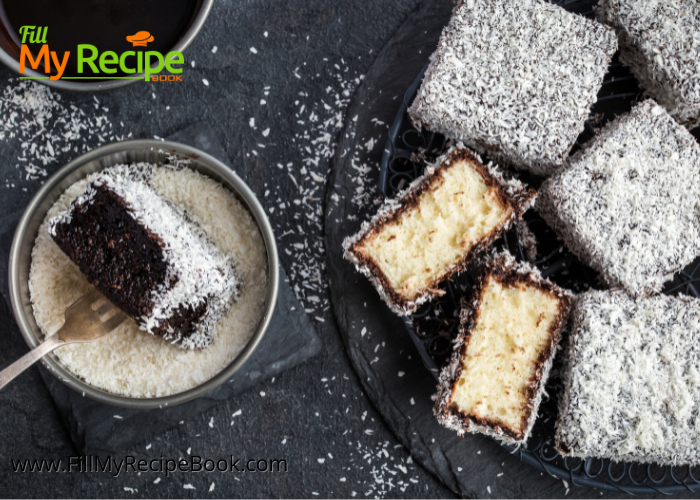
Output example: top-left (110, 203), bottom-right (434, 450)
top-left (537, 100), bottom-right (700, 298)
top-left (408, 0), bottom-right (617, 176)
top-left (434, 252), bottom-right (573, 445)
top-left (343, 145), bottom-right (535, 316)
top-left (597, 0), bottom-right (700, 129)
top-left (556, 290), bottom-right (700, 466)
top-left (48, 164), bottom-right (239, 350)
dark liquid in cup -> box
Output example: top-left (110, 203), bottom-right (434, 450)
top-left (0, 0), bottom-right (200, 78)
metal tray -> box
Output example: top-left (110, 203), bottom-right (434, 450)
top-left (9, 140), bottom-right (280, 409)
top-left (378, 1), bottom-right (700, 494)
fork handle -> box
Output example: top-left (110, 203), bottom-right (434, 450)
top-left (0, 333), bottom-right (65, 390)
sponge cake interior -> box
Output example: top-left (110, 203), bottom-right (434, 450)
top-left (451, 273), bottom-right (562, 439)
top-left (354, 158), bottom-right (512, 302)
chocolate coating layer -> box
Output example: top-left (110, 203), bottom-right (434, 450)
top-left (50, 183), bottom-right (208, 341)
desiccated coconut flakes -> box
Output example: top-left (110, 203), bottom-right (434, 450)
top-left (597, 0), bottom-right (700, 128)
top-left (255, 61), bottom-right (363, 320)
top-left (30, 166), bottom-right (268, 397)
top-left (0, 80), bottom-right (126, 185)
top-left (408, 0), bottom-right (617, 175)
top-left (537, 100), bottom-right (700, 297)
top-left (556, 290), bottom-right (700, 466)
top-left (47, 164), bottom-right (240, 350)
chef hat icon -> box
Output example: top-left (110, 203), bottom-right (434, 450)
top-left (126, 31), bottom-right (155, 47)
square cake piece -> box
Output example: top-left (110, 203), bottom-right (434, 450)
top-left (408, 0), bottom-right (617, 176)
top-left (434, 252), bottom-right (573, 445)
top-left (537, 100), bottom-right (700, 298)
top-left (343, 145), bottom-right (535, 316)
top-left (556, 290), bottom-right (700, 466)
top-left (597, 0), bottom-right (700, 129)
top-left (48, 164), bottom-right (240, 350)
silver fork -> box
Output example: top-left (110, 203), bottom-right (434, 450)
top-left (0, 288), bottom-right (128, 390)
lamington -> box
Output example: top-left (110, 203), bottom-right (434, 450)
top-left (597, 0), bottom-right (700, 129)
top-left (434, 252), bottom-right (573, 446)
top-left (343, 145), bottom-right (536, 316)
top-left (556, 290), bottom-right (700, 466)
top-left (537, 100), bottom-right (700, 298)
top-left (408, 0), bottom-right (617, 176)
top-left (48, 164), bottom-right (240, 350)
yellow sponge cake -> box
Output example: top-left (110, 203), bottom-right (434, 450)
top-left (434, 251), bottom-right (573, 445)
top-left (343, 144), bottom-right (536, 315)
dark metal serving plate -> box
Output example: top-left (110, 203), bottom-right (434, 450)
top-left (378, 1), bottom-right (700, 495)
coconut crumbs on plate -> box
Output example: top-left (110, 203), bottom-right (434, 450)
top-left (29, 165), bottom-right (268, 398)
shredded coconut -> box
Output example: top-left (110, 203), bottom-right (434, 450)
top-left (597, 0), bottom-right (700, 128)
top-left (556, 290), bottom-right (700, 466)
top-left (259, 61), bottom-right (363, 319)
top-left (0, 80), bottom-right (125, 186)
top-left (408, 0), bottom-right (617, 175)
top-left (29, 166), bottom-right (268, 397)
top-left (537, 100), bottom-right (700, 297)
top-left (47, 164), bottom-right (240, 349)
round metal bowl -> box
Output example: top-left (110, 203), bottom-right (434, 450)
top-left (0, 0), bottom-right (213, 92)
top-left (8, 139), bottom-right (280, 409)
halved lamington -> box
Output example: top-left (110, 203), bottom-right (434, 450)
top-left (434, 252), bottom-right (573, 446)
top-left (597, 0), bottom-right (700, 129)
top-left (537, 100), bottom-right (700, 298)
top-left (408, 0), bottom-right (617, 176)
top-left (343, 145), bottom-right (535, 316)
top-left (556, 290), bottom-right (700, 466)
top-left (48, 164), bottom-right (240, 349)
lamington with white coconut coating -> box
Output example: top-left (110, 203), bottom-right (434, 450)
top-left (434, 251), bottom-right (573, 446)
top-left (597, 0), bottom-right (700, 129)
top-left (343, 144), bottom-right (536, 316)
top-left (537, 100), bottom-right (700, 298)
top-left (47, 164), bottom-right (240, 350)
top-left (556, 290), bottom-right (700, 466)
top-left (408, 0), bottom-right (617, 176)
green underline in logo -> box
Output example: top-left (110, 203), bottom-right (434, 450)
top-left (20, 76), bottom-right (143, 80)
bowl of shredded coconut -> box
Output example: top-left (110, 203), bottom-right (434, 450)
top-left (8, 139), bottom-right (279, 408)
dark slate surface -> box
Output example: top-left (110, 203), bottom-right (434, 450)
top-left (0, 0), bottom-right (457, 497)
top-left (324, 1), bottom-right (700, 498)
top-left (0, 121), bottom-right (323, 455)
top-left (36, 263), bottom-right (321, 457)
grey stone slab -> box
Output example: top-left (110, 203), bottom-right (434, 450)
top-left (35, 262), bottom-right (320, 456)
top-left (0, 123), bottom-right (321, 456)
top-left (0, 0), bottom-right (458, 495)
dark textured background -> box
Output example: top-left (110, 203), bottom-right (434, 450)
top-left (0, 0), bottom-right (691, 497)
top-left (323, 0), bottom-right (700, 498)
top-left (0, 0), bottom-right (457, 497)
